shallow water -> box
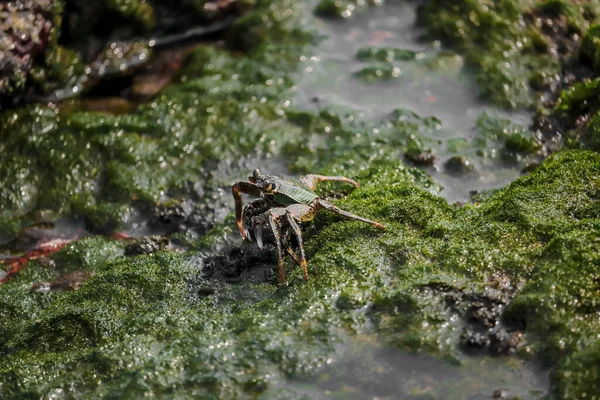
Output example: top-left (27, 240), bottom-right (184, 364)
top-left (295, 1), bottom-right (532, 202)
top-left (267, 333), bottom-right (549, 400)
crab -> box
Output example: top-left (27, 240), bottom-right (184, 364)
top-left (232, 169), bottom-right (385, 283)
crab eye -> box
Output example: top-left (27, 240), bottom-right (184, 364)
top-left (252, 169), bottom-right (261, 179)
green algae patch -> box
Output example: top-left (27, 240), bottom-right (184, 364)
top-left (474, 113), bottom-right (542, 164)
top-left (416, 0), bottom-right (594, 109)
top-left (356, 47), bottom-right (418, 62)
top-left (580, 24), bottom-right (600, 73)
top-left (315, 0), bottom-right (382, 19)
top-left (585, 111), bottom-right (600, 151)
top-left (416, 0), bottom-right (531, 108)
top-left (354, 63), bottom-right (402, 82)
top-left (555, 78), bottom-right (600, 115)
top-left (2, 150), bottom-right (599, 398)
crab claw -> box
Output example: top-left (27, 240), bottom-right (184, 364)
top-left (244, 225), bottom-right (252, 242)
top-left (255, 225), bottom-right (264, 249)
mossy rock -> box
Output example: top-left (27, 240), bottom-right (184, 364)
top-left (1, 151), bottom-right (599, 398)
top-left (580, 24), bottom-right (600, 73)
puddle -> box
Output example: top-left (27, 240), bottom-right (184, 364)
top-left (265, 334), bottom-right (549, 400)
top-left (295, 1), bottom-right (532, 202)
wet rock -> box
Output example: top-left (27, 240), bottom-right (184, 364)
top-left (88, 41), bottom-right (152, 79)
top-left (79, 97), bottom-right (136, 114)
top-left (13, 223), bottom-right (57, 250)
top-left (430, 283), bottom-right (523, 356)
top-left (489, 329), bottom-right (524, 355)
top-left (60, 0), bottom-right (156, 54)
top-left (521, 162), bottom-right (541, 174)
top-left (129, 44), bottom-right (198, 101)
top-left (201, 248), bottom-right (247, 280)
top-left (405, 148), bottom-right (435, 167)
top-left (1, 0), bottom-right (249, 106)
top-left (460, 329), bottom-right (490, 350)
top-left (153, 198), bottom-right (215, 236)
top-left (444, 156), bottom-right (474, 176)
top-left (124, 236), bottom-right (170, 256)
top-left (0, 0), bottom-right (56, 105)
top-left (192, 245), bottom-right (274, 284)
top-left (155, 199), bottom-right (195, 226)
top-left (31, 270), bottom-right (94, 293)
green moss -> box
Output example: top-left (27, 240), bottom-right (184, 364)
top-left (555, 78), bottom-right (600, 115)
top-left (444, 155), bottom-right (475, 176)
top-left (0, 216), bottom-right (21, 243)
top-left (62, 0), bottom-right (157, 43)
top-left (417, 0), bottom-right (525, 52)
top-left (106, 0), bottom-right (156, 31)
top-left (30, 46), bottom-right (85, 95)
top-left (354, 63), bottom-right (402, 82)
top-left (415, 0), bottom-right (577, 108)
top-left (2, 0), bottom-right (600, 398)
top-left (551, 77), bottom-right (600, 150)
top-left (552, 341), bottom-right (600, 400)
top-left (584, 111), bottom-right (600, 151)
top-left (474, 113), bottom-right (541, 163)
top-left (227, 0), bottom-right (313, 52)
top-left (1, 149), bottom-right (600, 397)
top-left (356, 47), bottom-right (418, 62)
top-left (504, 133), bottom-right (541, 154)
top-left (314, 0), bottom-right (379, 18)
top-left (446, 138), bottom-right (469, 153)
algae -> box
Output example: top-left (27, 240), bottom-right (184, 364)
top-left (416, 0), bottom-right (597, 109)
top-left (315, 0), bottom-right (382, 19)
top-left (356, 47), bottom-right (418, 62)
top-left (1, 0), bottom-right (600, 398)
top-left (354, 63), bottom-right (402, 82)
top-left (1, 149), bottom-right (598, 398)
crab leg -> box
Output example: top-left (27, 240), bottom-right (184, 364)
top-left (318, 200), bottom-right (386, 230)
top-left (267, 211), bottom-right (287, 284)
top-left (243, 199), bottom-right (271, 243)
top-left (285, 245), bottom-right (301, 266)
top-left (285, 211), bottom-right (309, 280)
top-left (301, 174), bottom-right (360, 191)
top-left (231, 181), bottom-right (262, 239)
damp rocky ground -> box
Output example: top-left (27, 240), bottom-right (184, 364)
top-left (1, 0), bottom-right (600, 399)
